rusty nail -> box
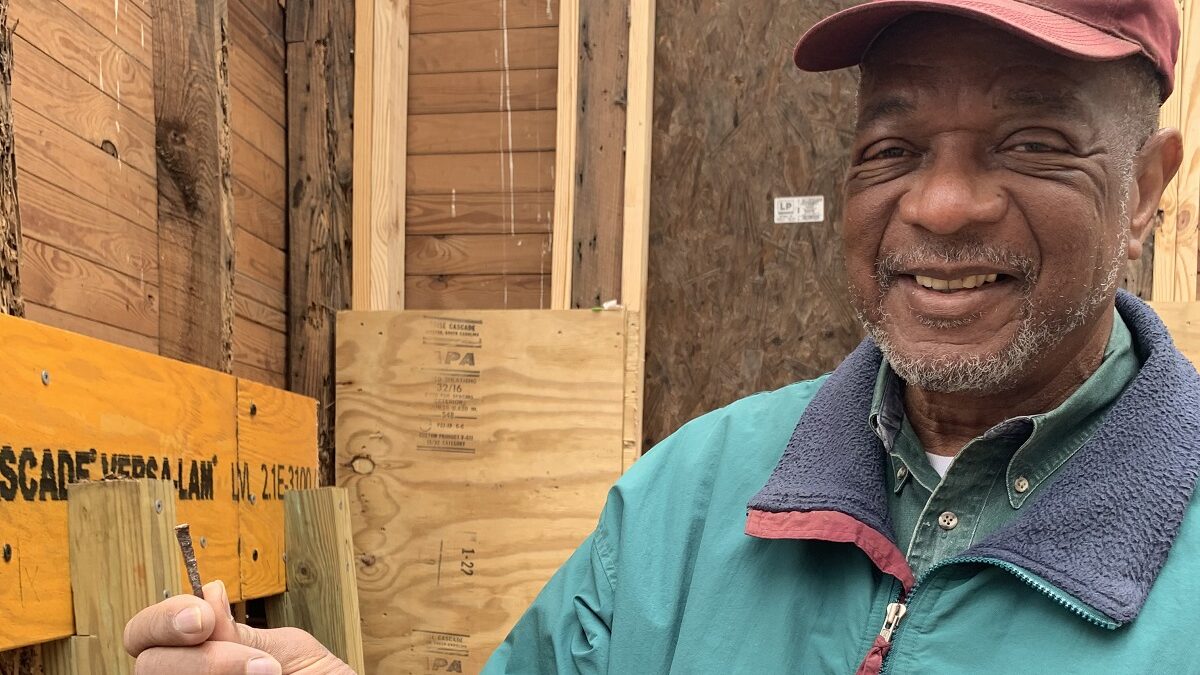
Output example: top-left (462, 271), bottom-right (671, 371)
top-left (2, 544), bottom-right (11, 562)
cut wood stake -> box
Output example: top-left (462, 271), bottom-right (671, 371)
top-left (174, 523), bottom-right (204, 598)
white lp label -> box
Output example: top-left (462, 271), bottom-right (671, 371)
top-left (774, 195), bottom-right (825, 224)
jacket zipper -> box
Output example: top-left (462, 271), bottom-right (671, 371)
top-left (867, 555), bottom-right (1119, 674)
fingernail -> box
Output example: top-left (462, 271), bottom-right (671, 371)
top-left (245, 657), bottom-right (282, 675)
top-left (172, 607), bottom-right (204, 634)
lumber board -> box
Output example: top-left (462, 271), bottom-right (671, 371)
top-left (154, 0), bottom-right (236, 371)
top-left (1152, 301), bottom-right (1200, 369)
top-left (352, 0), bottom-right (407, 310)
top-left (230, 39), bottom-right (286, 126)
top-left (264, 489), bottom-right (365, 672)
top-left (408, 110), bottom-right (557, 155)
top-left (231, 84), bottom-right (286, 166)
top-left (68, 480), bottom-right (184, 674)
top-left (405, 273), bottom-right (550, 309)
top-left (20, 172), bottom-right (157, 282)
top-left (407, 151), bottom-right (555, 195)
top-left (11, 35), bottom-right (156, 177)
top-left (0, 315), bottom-right (236, 648)
top-left (231, 0), bottom-right (285, 73)
top-left (234, 360), bottom-right (286, 388)
top-left (336, 310), bottom-right (626, 672)
top-left (8, 0), bottom-right (153, 122)
top-left (233, 314), bottom-right (287, 375)
top-left (237, 270), bottom-right (286, 313)
top-left (410, 0), bottom-right (558, 34)
top-left (406, 233), bottom-right (551, 275)
top-left (410, 27), bottom-right (558, 74)
top-left (13, 101), bottom-right (155, 232)
top-left (233, 134), bottom-right (286, 208)
top-left (287, 0), bottom-right (355, 484)
top-left (234, 177), bottom-right (287, 249)
top-left (237, 380), bottom-right (321, 599)
top-left (408, 69), bottom-right (557, 115)
top-left (235, 292), bottom-right (287, 333)
top-left (20, 237), bottom-right (158, 338)
top-left (1155, 0), bottom-right (1199, 302)
top-left (23, 302), bottom-right (157, 354)
top-left (0, 2), bottom-right (20, 321)
top-left (41, 635), bottom-right (101, 675)
top-left (64, 0), bottom-right (152, 69)
top-left (235, 227), bottom-right (286, 293)
top-left (237, 0), bottom-right (284, 39)
top-left (569, 0), bottom-right (628, 309)
top-left (550, 0), bottom-right (578, 310)
top-left (407, 192), bottom-right (554, 235)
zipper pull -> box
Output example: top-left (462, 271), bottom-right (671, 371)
top-left (879, 602), bottom-right (907, 643)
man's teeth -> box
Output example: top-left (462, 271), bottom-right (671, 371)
top-left (913, 273), bottom-right (999, 290)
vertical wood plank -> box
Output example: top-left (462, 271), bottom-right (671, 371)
top-left (287, 0), bottom-right (355, 485)
top-left (154, 0), bottom-right (236, 370)
top-left (0, 1), bottom-right (19, 319)
top-left (352, 0), bottom-right (408, 311)
top-left (264, 488), bottom-right (365, 673)
top-left (67, 480), bottom-right (184, 675)
top-left (42, 636), bottom-right (102, 675)
top-left (550, 0), bottom-right (579, 309)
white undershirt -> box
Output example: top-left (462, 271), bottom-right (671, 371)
top-left (925, 452), bottom-right (955, 478)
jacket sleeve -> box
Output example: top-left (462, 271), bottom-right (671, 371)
top-left (482, 522), bottom-right (617, 674)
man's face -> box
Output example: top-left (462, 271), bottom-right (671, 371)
top-left (844, 15), bottom-right (1139, 393)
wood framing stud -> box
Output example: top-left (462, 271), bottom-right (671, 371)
top-left (551, 0), bottom-right (580, 309)
top-left (0, 0), bottom-right (21, 319)
top-left (154, 0), bottom-right (236, 370)
top-left (264, 488), bottom-right (365, 672)
top-left (286, 0), bottom-right (355, 485)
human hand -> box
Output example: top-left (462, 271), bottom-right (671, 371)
top-left (124, 580), bottom-right (355, 674)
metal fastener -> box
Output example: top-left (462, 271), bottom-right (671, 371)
top-left (248, 493), bottom-right (257, 505)
top-left (1014, 476), bottom-right (1030, 494)
top-left (40, 370), bottom-right (50, 386)
top-left (2, 544), bottom-right (11, 562)
top-left (249, 403), bottom-right (258, 417)
top-left (895, 466), bottom-right (909, 482)
top-left (199, 536), bottom-right (208, 549)
top-left (163, 589), bottom-right (170, 600)
top-left (938, 511), bottom-right (959, 531)
top-left (154, 499), bottom-right (163, 514)
top-left (252, 549), bottom-right (259, 562)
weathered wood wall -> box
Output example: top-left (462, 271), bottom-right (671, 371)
top-left (643, 0), bottom-right (863, 448)
top-left (404, 0), bottom-right (559, 309)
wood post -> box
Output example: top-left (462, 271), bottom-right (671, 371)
top-left (286, 0), bottom-right (355, 486)
top-left (153, 0), bottom-right (236, 371)
top-left (66, 480), bottom-right (184, 675)
top-left (265, 488), bottom-right (364, 672)
top-left (41, 637), bottom-right (101, 675)
top-left (0, 0), bottom-right (20, 319)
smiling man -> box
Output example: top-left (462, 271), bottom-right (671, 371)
top-left (122, 1), bottom-right (1200, 673)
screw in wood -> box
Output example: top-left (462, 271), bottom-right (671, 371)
top-left (2, 543), bottom-right (10, 562)
top-left (40, 370), bottom-right (49, 386)
top-left (174, 523), bottom-right (205, 598)
top-left (154, 499), bottom-right (163, 514)
top-left (248, 493), bottom-right (257, 505)
top-left (249, 403), bottom-right (258, 417)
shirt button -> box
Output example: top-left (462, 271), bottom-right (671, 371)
top-left (938, 511), bottom-right (959, 530)
top-left (1014, 476), bottom-right (1030, 494)
top-left (896, 466), bottom-right (909, 482)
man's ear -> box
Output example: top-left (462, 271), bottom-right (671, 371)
top-left (1129, 128), bottom-right (1184, 260)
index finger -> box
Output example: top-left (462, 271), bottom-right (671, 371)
top-left (123, 593), bottom-right (217, 657)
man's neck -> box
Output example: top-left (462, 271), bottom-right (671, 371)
top-left (904, 309), bottom-right (1115, 457)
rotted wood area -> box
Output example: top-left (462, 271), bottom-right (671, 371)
top-left (644, 0), bottom-right (863, 448)
top-left (0, 0), bottom-right (19, 319)
top-left (286, 0), bottom-right (354, 485)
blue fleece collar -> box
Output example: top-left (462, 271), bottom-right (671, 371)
top-left (748, 291), bottom-right (1200, 624)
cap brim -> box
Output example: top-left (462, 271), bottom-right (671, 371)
top-left (795, 0), bottom-right (1142, 72)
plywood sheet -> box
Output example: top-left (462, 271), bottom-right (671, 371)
top-left (337, 310), bottom-right (626, 672)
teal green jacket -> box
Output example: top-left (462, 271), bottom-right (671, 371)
top-left (485, 292), bottom-right (1200, 673)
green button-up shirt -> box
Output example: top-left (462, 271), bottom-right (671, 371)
top-left (869, 310), bottom-right (1140, 578)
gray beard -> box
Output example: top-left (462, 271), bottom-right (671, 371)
top-left (855, 237), bottom-right (1126, 394)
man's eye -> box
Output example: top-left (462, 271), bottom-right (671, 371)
top-left (1008, 141), bottom-right (1058, 153)
top-left (867, 146), bottom-right (910, 160)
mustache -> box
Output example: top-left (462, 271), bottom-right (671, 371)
top-left (874, 241), bottom-right (1038, 287)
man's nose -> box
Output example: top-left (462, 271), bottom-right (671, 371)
top-left (897, 149), bottom-right (1006, 235)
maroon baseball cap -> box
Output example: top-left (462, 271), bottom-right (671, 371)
top-left (794, 0), bottom-right (1180, 100)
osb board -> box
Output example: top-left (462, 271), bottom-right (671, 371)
top-left (1152, 302), bottom-right (1200, 369)
top-left (337, 309), bottom-right (627, 673)
top-left (236, 380), bottom-right (321, 599)
top-left (0, 314), bottom-right (317, 650)
top-left (644, 0), bottom-right (864, 448)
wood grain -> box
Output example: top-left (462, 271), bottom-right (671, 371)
top-left (230, 34), bottom-right (285, 125)
top-left (1155, 0), bottom-right (1198, 302)
top-left (231, 84), bottom-right (286, 166)
top-left (407, 151), bottom-right (555, 194)
top-left (411, 0), bottom-right (559, 34)
top-left (236, 0), bottom-right (284, 39)
top-left (410, 27), bottom-right (558, 74)
top-left (236, 227), bottom-right (287, 293)
top-left (237, 271), bottom-right (286, 312)
top-left (154, 0), bottom-right (236, 371)
top-left (234, 314), bottom-right (287, 375)
top-left (406, 233), bottom-right (551, 275)
top-left (234, 360), bottom-right (286, 388)
top-left (233, 134), bottom-right (286, 209)
top-left (234, 178), bottom-right (286, 249)
top-left (405, 273), bottom-right (550, 309)
top-left (0, 2), bottom-right (21, 320)
top-left (20, 237), bottom-right (158, 338)
top-left (550, 0), bottom-right (578, 310)
top-left (63, 0), bottom-right (153, 68)
top-left (235, 292), bottom-right (287, 333)
top-left (336, 310), bottom-right (626, 672)
top-left (8, 0), bottom-right (153, 122)
top-left (409, 69), bottom-right (557, 115)
top-left (23, 302), bottom-right (157, 354)
top-left (407, 192), bottom-right (554, 235)
top-left (408, 110), bottom-right (557, 155)
top-left (644, 0), bottom-right (864, 448)
top-left (11, 35), bottom-right (155, 177)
